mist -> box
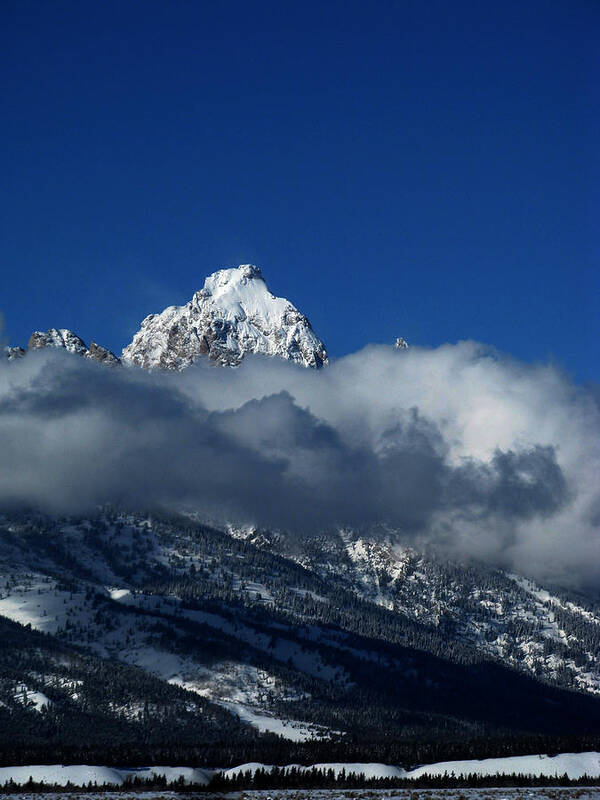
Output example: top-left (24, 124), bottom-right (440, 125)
top-left (1, 341), bottom-right (598, 588)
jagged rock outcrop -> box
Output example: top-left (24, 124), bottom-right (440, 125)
top-left (88, 341), bottom-right (121, 366)
top-left (122, 264), bottom-right (328, 370)
top-left (10, 266), bottom-right (326, 371)
top-left (26, 328), bottom-right (120, 365)
top-left (28, 328), bottom-right (89, 356)
top-left (4, 346), bottom-right (26, 361)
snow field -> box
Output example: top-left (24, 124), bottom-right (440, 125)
top-left (3, 753), bottom-right (600, 787)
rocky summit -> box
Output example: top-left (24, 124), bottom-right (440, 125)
top-left (27, 328), bottom-right (120, 365)
top-left (121, 264), bottom-right (328, 370)
top-left (3, 265), bottom-right (327, 371)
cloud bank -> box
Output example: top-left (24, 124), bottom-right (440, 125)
top-left (1, 342), bottom-right (599, 587)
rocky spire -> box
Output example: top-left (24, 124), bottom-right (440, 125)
top-left (122, 264), bottom-right (328, 370)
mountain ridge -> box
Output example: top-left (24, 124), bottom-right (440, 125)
top-left (1, 506), bottom-right (600, 767)
top-left (4, 264), bottom-right (412, 370)
top-left (4, 265), bottom-right (330, 371)
top-left (1, 265), bottom-right (596, 767)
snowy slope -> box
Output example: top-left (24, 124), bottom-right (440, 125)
top-left (2, 510), bottom-right (600, 755)
top-left (122, 264), bottom-right (327, 369)
top-left (286, 528), bottom-right (600, 695)
top-left (0, 526), bottom-right (340, 741)
top-left (224, 752), bottom-right (600, 781)
top-left (406, 751), bottom-right (600, 779)
top-left (0, 764), bottom-right (212, 787)
top-left (222, 762), bottom-right (406, 780)
top-left (4, 752), bottom-right (599, 786)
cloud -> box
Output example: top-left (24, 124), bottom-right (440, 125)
top-left (0, 342), bottom-right (598, 588)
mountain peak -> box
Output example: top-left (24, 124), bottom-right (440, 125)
top-left (29, 328), bottom-right (88, 356)
top-left (122, 264), bottom-right (327, 370)
top-left (200, 263), bottom-right (263, 293)
top-left (26, 328), bottom-right (120, 365)
top-left (194, 264), bottom-right (272, 309)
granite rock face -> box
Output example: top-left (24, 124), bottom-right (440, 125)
top-left (88, 341), bottom-right (121, 366)
top-left (122, 265), bottom-right (328, 370)
top-left (28, 328), bottom-right (88, 356)
top-left (26, 328), bottom-right (120, 365)
top-left (7, 266), bottom-right (326, 372)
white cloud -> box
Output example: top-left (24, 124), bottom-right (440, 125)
top-left (1, 341), bottom-right (598, 587)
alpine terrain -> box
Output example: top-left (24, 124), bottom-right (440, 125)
top-left (1, 264), bottom-right (599, 772)
top-left (122, 264), bottom-right (328, 369)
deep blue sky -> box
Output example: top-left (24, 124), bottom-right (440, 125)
top-left (2, 0), bottom-right (598, 380)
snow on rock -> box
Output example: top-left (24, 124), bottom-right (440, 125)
top-left (122, 264), bottom-right (328, 369)
top-left (28, 328), bottom-right (89, 356)
top-left (13, 685), bottom-right (52, 712)
top-left (3, 346), bottom-right (26, 360)
top-left (87, 340), bottom-right (121, 365)
top-left (169, 660), bottom-right (325, 742)
top-left (26, 329), bottom-right (120, 364)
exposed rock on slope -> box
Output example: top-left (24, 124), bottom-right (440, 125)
top-left (122, 264), bottom-right (328, 369)
top-left (4, 346), bottom-right (26, 360)
top-left (2, 508), bottom-right (600, 758)
top-left (29, 328), bottom-right (89, 356)
top-left (87, 340), bottom-right (121, 365)
top-left (27, 328), bottom-right (120, 365)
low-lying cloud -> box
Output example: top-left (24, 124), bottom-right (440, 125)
top-left (1, 342), bottom-right (599, 587)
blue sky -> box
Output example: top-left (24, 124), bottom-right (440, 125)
top-left (2, 0), bottom-right (598, 380)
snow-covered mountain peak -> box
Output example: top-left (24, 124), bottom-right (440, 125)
top-left (199, 263), bottom-right (263, 297)
top-left (26, 329), bottom-right (120, 365)
top-left (29, 328), bottom-right (88, 356)
top-left (122, 264), bottom-right (328, 370)
top-left (193, 264), bottom-right (285, 322)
